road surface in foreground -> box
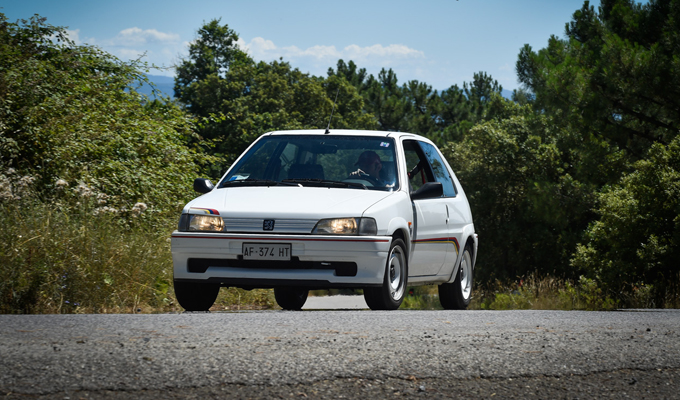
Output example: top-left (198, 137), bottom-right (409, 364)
top-left (1, 309), bottom-right (679, 398)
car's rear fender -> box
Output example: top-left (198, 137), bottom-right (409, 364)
top-left (446, 223), bottom-right (478, 284)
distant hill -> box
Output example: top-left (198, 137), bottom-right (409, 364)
top-left (136, 74), bottom-right (175, 98)
top-left (501, 89), bottom-right (513, 100)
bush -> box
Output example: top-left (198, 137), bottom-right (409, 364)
top-left (0, 13), bottom-right (212, 215)
top-left (572, 137), bottom-right (680, 307)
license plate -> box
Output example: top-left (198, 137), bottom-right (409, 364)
top-left (242, 243), bottom-right (291, 261)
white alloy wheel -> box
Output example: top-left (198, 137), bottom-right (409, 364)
top-left (388, 243), bottom-right (407, 301)
top-left (459, 248), bottom-right (473, 301)
top-left (438, 244), bottom-right (474, 310)
top-left (364, 238), bottom-right (408, 310)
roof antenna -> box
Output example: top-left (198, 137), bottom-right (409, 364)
top-left (324, 88), bottom-right (339, 134)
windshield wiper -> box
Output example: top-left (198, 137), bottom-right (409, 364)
top-left (220, 179), bottom-right (299, 188)
top-left (282, 179), bottom-right (367, 189)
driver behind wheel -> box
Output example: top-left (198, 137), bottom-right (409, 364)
top-left (349, 151), bottom-right (384, 184)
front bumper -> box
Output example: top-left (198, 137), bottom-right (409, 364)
top-left (171, 232), bottom-right (392, 288)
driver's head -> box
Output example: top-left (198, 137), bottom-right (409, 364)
top-left (356, 151), bottom-right (382, 178)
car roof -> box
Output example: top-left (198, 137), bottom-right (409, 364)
top-left (264, 129), bottom-right (431, 142)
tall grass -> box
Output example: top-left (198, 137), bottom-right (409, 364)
top-left (472, 273), bottom-right (680, 310)
top-left (472, 275), bottom-right (618, 311)
top-left (0, 198), bottom-right (278, 313)
top-left (397, 273), bottom-right (676, 311)
top-left (0, 199), bottom-right (171, 313)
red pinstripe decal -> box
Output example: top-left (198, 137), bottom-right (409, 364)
top-left (171, 235), bottom-right (390, 243)
top-left (413, 237), bottom-right (460, 252)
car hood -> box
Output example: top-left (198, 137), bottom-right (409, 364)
top-left (184, 186), bottom-right (395, 219)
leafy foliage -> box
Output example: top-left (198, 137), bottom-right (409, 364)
top-left (443, 97), bottom-right (595, 281)
top-left (328, 61), bottom-right (504, 146)
top-left (517, 0), bottom-right (680, 153)
top-left (573, 136), bottom-right (680, 304)
top-left (0, 14), bottom-right (210, 215)
top-left (174, 20), bottom-right (378, 176)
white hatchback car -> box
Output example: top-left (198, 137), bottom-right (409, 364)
top-left (171, 129), bottom-right (477, 311)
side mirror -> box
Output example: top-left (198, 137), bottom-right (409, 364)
top-left (410, 181), bottom-right (443, 200)
top-left (193, 178), bottom-right (215, 194)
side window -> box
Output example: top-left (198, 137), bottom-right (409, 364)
top-left (403, 140), bottom-right (435, 192)
top-left (419, 142), bottom-right (457, 197)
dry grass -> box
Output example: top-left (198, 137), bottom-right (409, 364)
top-left (0, 199), bottom-right (276, 314)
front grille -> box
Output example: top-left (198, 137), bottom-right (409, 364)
top-left (187, 257), bottom-right (358, 277)
top-left (223, 218), bottom-right (317, 234)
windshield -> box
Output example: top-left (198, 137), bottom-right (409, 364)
top-left (220, 135), bottom-right (399, 191)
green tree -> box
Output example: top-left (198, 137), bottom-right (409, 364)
top-left (328, 59), bottom-right (369, 92)
top-left (517, 0), bottom-right (680, 156)
top-left (362, 68), bottom-right (409, 132)
top-left (175, 23), bottom-right (378, 176)
top-left (0, 13), bottom-right (208, 214)
top-left (572, 136), bottom-right (680, 306)
top-left (0, 13), bottom-right (214, 313)
top-left (327, 61), bottom-right (502, 145)
top-left (402, 80), bottom-right (443, 136)
top-left (463, 71), bottom-right (504, 121)
top-left (513, 0), bottom-right (680, 305)
top-left (174, 18), bottom-right (252, 115)
top-left (443, 96), bottom-right (594, 282)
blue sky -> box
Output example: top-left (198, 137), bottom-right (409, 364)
top-left (2, 0), bottom-right (600, 92)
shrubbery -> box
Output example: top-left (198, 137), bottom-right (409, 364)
top-left (0, 14), bottom-right (214, 313)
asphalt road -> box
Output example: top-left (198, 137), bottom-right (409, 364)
top-left (1, 309), bottom-right (679, 399)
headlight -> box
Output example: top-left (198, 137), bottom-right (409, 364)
top-left (312, 217), bottom-right (377, 236)
top-left (181, 214), bottom-right (224, 232)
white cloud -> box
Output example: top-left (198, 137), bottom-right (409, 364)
top-left (285, 44), bottom-right (341, 59)
top-left (64, 29), bottom-right (81, 45)
top-left (498, 63), bottom-right (513, 71)
top-left (344, 44), bottom-right (424, 60)
top-left (250, 37), bottom-right (277, 52)
top-left (238, 37), bottom-right (424, 65)
top-left (111, 27), bottom-right (180, 46)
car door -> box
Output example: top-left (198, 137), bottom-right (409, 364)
top-left (418, 141), bottom-right (464, 277)
top-left (403, 140), bottom-right (449, 277)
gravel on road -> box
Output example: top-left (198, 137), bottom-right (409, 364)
top-left (1, 310), bottom-right (679, 398)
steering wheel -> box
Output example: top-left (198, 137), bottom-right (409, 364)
top-left (353, 172), bottom-right (382, 187)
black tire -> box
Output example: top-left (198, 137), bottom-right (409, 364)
top-left (174, 280), bottom-right (220, 311)
top-left (439, 243), bottom-right (473, 310)
top-left (364, 238), bottom-right (408, 310)
top-left (274, 287), bottom-right (309, 310)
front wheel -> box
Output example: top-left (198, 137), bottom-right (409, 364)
top-left (364, 238), bottom-right (408, 310)
top-left (274, 287), bottom-right (309, 310)
top-left (439, 244), bottom-right (473, 310)
top-left (174, 280), bottom-right (220, 311)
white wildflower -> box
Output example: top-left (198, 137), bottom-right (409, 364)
top-left (56, 179), bottom-right (69, 189)
top-left (131, 202), bottom-right (148, 217)
top-left (0, 175), bottom-right (13, 201)
top-left (93, 206), bottom-right (119, 216)
top-left (12, 175), bottom-right (35, 200)
top-left (77, 182), bottom-right (93, 198)
top-left (97, 192), bottom-right (109, 205)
